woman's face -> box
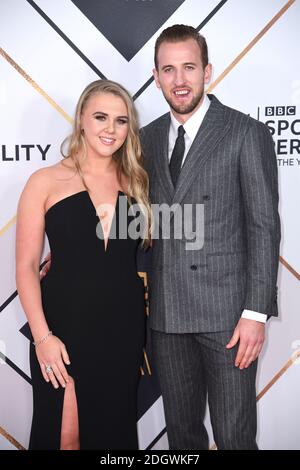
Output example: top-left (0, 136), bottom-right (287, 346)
top-left (80, 92), bottom-right (129, 159)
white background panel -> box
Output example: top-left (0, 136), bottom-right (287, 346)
top-left (257, 363), bottom-right (300, 450)
top-left (0, 55), bottom-right (72, 227)
top-left (0, 362), bottom-right (32, 449)
top-left (0, 0), bottom-right (100, 117)
top-left (202, 0), bottom-right (287, 81)
top-left (137, 396), bottom-right (166, 449)
top-left (0, 433), bottom-right (16, 451)
top-left (258, 265), bottom-right (300, 389)
top-left (0, 297), bottom-right (31, 377)
top-left (0, 226), bottom-right (17, 307)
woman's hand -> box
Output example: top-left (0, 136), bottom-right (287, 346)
top-left (35, 335), bottom-right (70, 388)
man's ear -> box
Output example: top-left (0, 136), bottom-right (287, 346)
top-left (153, 67), bottom-right (161, 89)
top-left (204, 63), bottom-right (212, 85)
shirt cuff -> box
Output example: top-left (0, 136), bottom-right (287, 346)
top-left (242, 310), bottom-right (267, 323)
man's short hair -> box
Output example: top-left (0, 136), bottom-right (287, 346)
top-left (154, 24), bottom-right (208, 70)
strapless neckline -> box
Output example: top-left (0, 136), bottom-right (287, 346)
top-left (45, 190), bottom-right (124, 217)
top-left (45, 190), bottom-right (125, 252)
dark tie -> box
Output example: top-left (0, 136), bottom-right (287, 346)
top-left (169, 125), bottom-right (185, 187)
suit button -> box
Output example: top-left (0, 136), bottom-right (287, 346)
top-left (190, 265), bottom-right (198, 271)
top-left (203, 195), bottom-right (210, 201)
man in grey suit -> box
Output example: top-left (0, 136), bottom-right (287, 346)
top-left (141, 25), bottom-right (280, 450)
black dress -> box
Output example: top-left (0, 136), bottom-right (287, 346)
top-left (29, 190), bottom-right (146, 449)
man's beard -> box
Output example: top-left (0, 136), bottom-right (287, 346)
top-left (163, 89), bottom-right (204, 115)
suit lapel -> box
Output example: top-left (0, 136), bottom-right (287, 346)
top-left (152, 113), bottom-right (174, 203)
top-left (172, 95), bottom-right (231, 205)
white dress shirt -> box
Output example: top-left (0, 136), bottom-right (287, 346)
top-left (168, 95), bottom-right (267, 323)
top-left (168, 95), bottom-right (211, 165)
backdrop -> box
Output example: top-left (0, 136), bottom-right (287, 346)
top-left (0, 0), bottom-right (299, 450)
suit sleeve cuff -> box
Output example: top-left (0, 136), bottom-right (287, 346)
top-left (241, 310), bottom-right (267, 323)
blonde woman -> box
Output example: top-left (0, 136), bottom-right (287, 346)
top-left (16, 80), bottom-right (151, 450)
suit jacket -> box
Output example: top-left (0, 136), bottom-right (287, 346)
top-left (140, 94), bottom-right (280, 333)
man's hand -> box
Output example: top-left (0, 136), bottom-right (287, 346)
top-left (40, 252), bottom-right (51, 279)
top-left (226, 318), bottom-right (265, 369)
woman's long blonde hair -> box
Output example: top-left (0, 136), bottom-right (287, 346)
top-left (61, 79), bottom-right (151, 246)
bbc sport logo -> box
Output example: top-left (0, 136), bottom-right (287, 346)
top-left (257, 104), bottom-right (300, 166)
top-left (265, 106), bottom-right (296, 116)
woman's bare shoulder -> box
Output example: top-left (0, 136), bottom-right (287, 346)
top-left (27, 159), bottom-right (76, 184)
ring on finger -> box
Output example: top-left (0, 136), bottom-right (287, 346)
top-left (45, 365), bottom-right (53, 374)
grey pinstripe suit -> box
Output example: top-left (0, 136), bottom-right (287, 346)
top-left (141, 95), bottom-right (280, 449)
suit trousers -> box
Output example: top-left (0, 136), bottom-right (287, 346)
top-left (151, 328), bottom-right (258, 450)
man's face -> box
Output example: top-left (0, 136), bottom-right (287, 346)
top-left (153, 39), bottom-right (212, 123)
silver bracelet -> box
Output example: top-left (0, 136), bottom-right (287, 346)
top-left (33, 331), bottom-right (53, 347)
